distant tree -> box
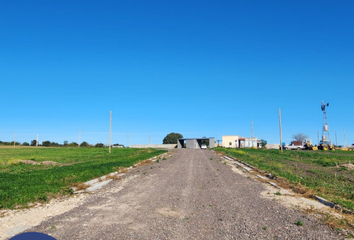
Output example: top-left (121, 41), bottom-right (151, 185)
top-left (30, 140), bottom-right (37, 146)
top-left (261, 139), bottom-right (267, 148)
top-left (42, 141), bottom-right (51, 147)
top-left (68, 142), bottom-right (78, 147)
top-left (63, 141), bottom-right (68, 146)
top-left (292, 133), bottom-right (308, 142)
top-left (163, 132), bottom-right (183, 144)
top-left (0, 141), bottom-right (3, 145)
top-left (95, 143), bottom-right (104, 148)
top-left (22, 142), bottom-right (29, 146)
top-left (201, 136), bottom-right (210, 147)
top-left (50, 142), bottom-right (60, 147)
top-left (80, 141), bottom-right (90, 147)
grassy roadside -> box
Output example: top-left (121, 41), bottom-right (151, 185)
top-left (215, 147), bottom-right (354, 210)
top-left (0, 148), bottom-right (166, 209)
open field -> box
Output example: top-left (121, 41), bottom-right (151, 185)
top-left (0, 147), bottom-right (166, 209)
top-left (215, 147), bottom-right (354, 210)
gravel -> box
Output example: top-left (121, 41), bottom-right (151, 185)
top-left (22, 149), bottom-right (341, 239)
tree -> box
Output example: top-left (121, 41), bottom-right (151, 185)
top-left (163, 132), bottom-right (183, 144)
top-left (260, 139), bottom-right (267, 148)
top-left (42, 141), bottom-right (51, 147)
top-left (63, 141), bottom-right (68, 146)
top-left (68, 142), bottom-right (78, 147)
top-left (201, 136), bottom-right (209, 147)
top-left (30, 140), bottom-right (37, 146)
top-left (23, 142), bottom-right (29, 146)
top-left (80, 141), bottom-right (90, 147)
top-left (95, 143), bottom-right (104, 148)
top-left (292, 133), bottom-right (308, 142)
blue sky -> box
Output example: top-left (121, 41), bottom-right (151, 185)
top-left (1, 0), bottom-right (353, 146)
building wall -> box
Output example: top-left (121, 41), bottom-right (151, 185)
top-left (222, 135), bottom-right (239, 148)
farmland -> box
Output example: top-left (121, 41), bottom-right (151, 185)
top-left (215, 147), bottom-right (354, 210)
top-left (0, 147), bottom-right (166, 209)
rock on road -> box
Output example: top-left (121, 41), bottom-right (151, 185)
top-left (23, 149), bottom-right (340, 239)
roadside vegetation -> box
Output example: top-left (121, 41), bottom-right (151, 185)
top-left (0, 147), bottom-right (166, 209)
top-left (215, 147), bottom-right (354, 210)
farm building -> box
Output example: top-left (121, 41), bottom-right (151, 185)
top-left (177, 137), bottom-right (215, 149)
top-left (222, 135), bottom-right (260, 148)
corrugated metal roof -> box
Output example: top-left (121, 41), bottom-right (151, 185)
top-left (179, 137), bottom-right (215, 140)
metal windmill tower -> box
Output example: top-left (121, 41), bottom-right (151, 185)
top-left (321, 101), bottom-right (331, 145)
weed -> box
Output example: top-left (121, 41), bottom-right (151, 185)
top-left (150, 167), bottom-right (153, 169)
top-left (218, 218), bottom-right (223, 221)
top-left (156, 159), bottom-right (159, 163)
top-left (51, 225), bottom-right (56, 230)
top-left (163, 157), bottom-right (166, 160)
top-left (224, 162), bottom-right (227, 165)
top-left (183, 217), bottom-right (189, 220)
top-left (137, 170), bottom-right (140, 172)
top-left (210, 158), bottom-right (213, 160)
top-left (295, 221), bottom-right (303, 226)
top-left (275, 191), bottom-right (282, 196)
top-left (217, 169), bottom-right (220, 171)
top-left (263, 227), bottom-right (267, 230)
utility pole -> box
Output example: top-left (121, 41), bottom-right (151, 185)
top-left (14, 131), bottom-right (16, 148)
top-left (36, 134), bottom-right (39, 147)
top-left (109, 111), bottom-right (112, 154)
top-left (335, 131), bottom-right (338, 146)
top-left (127, 133), bottom-right (129, 148)
top-left (317, 131), bottom-right (319, 145)
top-left (78, 129), bottom-right (81, 148)
top-left (279, 109), bottom-right (283, 152)
top-left (251, 119), bottom-right (254, 148)
top-left (149, 133), bottom-right (151, 145)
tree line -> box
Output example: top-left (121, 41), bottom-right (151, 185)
top-left (0, 140), bottom-right (124, 148)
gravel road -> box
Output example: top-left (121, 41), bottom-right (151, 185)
top-left (23, 149), bottom-right (341, 239)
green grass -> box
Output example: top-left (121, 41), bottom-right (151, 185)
top-left (216, 147), bottom-right (354, 210)
top-left (0, 147), bottom-right (166, 209)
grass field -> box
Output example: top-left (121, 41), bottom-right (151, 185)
top-left (215, 147), bottom-right (354, 210)
top-left (0, 147), bottom-right (166, 209)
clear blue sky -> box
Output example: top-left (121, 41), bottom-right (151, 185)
top-left (1, 0), bottom-right (353, 146)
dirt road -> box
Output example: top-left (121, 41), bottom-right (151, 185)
top-left (20, 149), bottom-right (340, 239)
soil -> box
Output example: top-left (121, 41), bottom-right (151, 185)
top-left (1, 149), bottom-right (344, 239)
top-left (19, 160), bottom-right (58, 165)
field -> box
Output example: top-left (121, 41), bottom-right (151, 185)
top-left (215, 147), bottom-right (354, 210)
top-left (0, 147), bottom-right (166, 209)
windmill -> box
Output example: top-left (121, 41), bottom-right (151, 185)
top-left (319, 101), bottom-right (333, 150)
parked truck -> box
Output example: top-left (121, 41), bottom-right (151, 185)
top-left (284, 141), bottom-right (304, 150)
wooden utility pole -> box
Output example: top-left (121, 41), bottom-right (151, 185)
top-left (14, 131), bottom-right (16, 148)
top-left (149, 133), bottom-right (151, 145)
top-left (127, 133), bottom-right (129, 148)
top-left (36, 134), bottom-right (39, 147)
top-left (279, 109), bottom-right (283, 152)
top-left (78, 129), bottom-right (81, 148)
top-left (317, 131), bottom-right (319, 145)
top-left (109, 111), bottom-right (112, 154)
top-left (335, 131), bottom-right (338, 146)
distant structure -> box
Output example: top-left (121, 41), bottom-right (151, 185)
top-left (177, 137), bottom-right (215, 149)
top-left (222, 135), bottom-right (259, 148)
top-left (321, 101), bottom-right (331, 145)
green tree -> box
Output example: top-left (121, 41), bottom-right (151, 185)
top-left (22, 142), bottom-right (29, 146)
top-left (68, 142), bottom-right (78, 147)
top-left (80, 141), bottom-right (90, 147)
top-left (63, 141), bottom-right (68, 146)
top-left (95, 143), bottom-right (104, 148)
top-left (42, 141), bottom-right (51, 147)
top-left (30, 140), bottom-right (37, 146)
top-left (163, 132), bottom-right (183, 144)
top-left (261, 139), bottom-right (267, 148)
